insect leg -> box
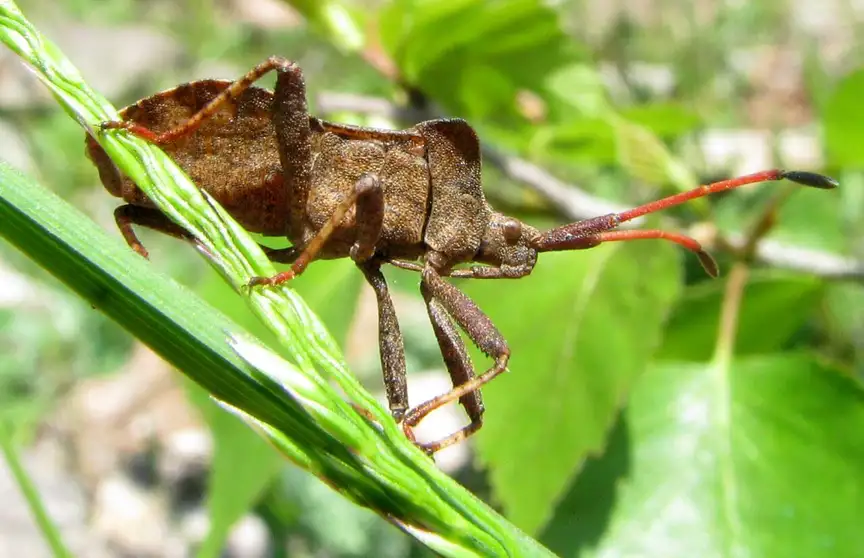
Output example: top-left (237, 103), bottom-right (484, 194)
top-left (114, 204), bottom-right (286, 263)
top-left (100, 57), bottom-right (307, 146)
top-left (358, 260), bottom-right (409, 422)
top-left (114, 205), bottom-right (196, 258)
top-left (410, 280), bottom-right (485, 454)
top-left (249, 174), bottom-right (381, 286)
top-left (402, 261), bottom-right (509, 453)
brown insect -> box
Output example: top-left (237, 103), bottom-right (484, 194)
top-left (85, 57), bottom-right (837, 454)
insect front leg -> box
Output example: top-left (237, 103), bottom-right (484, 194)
top-left (114, 204), bottom-right (289, 262)
top-left (113, 205), bottom-right (190, 258)
top-left (402, 259), bottom-right (510, 453)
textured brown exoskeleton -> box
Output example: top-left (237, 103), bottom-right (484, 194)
top-left (86, 57), bottom-right (838, 453)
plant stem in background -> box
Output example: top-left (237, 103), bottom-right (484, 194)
top-left (0, 422), bottom-right (73, 558)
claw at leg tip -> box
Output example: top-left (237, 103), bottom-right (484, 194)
top-left (247, 276), bottom-right (269, 288)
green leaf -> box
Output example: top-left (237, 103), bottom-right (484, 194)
top-left (459, 63), bottom-right (515, 120)
top-left (620, 102), bottom-right (702, 139)
top-left (714, 184), bottom-right (849, 254)
top-left (820, 282), bottom-right (864, 359)
top-left (610, 115), bottom-right (698, 192)
top-left (290, 259), bottom-right (364, 345)
top-left (284, 0), bottom-right (365, 52)
top-left (823, 69), bottom-right (864, 168)
top-left (0, 422), bottom-right (73, 558)
top-left (381, 0), bottom-right (577, 121)
top-left (0, 165), bottom-right (281, 433)
top-left (199, 257), bottom-right (362, 355)
top-left (378, 0), bottom-right (411, 57)
top-left (466, 241), bottom-right (682, 534)
top-left (540, 118), bottom-right (617, 165)
top-left (546, 67), bottom-right (698, 192)
top-left (389, 0), bottom-right (559, 81)
top-left (658, 272), bottom-right (825, 361)
top-left (541, 354), bottom-right (864, 557)
top-left (546, 63), bottom-right (611, 117)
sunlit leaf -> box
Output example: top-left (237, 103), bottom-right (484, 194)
top-left (658, 272), bottom-right (825, 361)
top-left (460, 64), bottom-right (514, 119)
top-left (611, 116), bottom-right (698, 192)
top-left (539, 118), bottom-right (617, 165)
top-left (714, 184), bottom-right (848, 254)
top-left (466, 241), bottom-right (682, 534)
top-left (823, 69), bottom-right (864, 168)
top-left (546, 63), bottom-right (611, 117)
top-left (390, 0), bottom-right (559, 81)
top-left (285, 0), bottom-right (365, 52)
top-left (546, 68), bottom-right (698, 192)
top-left (191, 257), bottom-right (363, 558)
top-left (621, 102), bottom-right (702, 139)
top-left (542, 354), bottom-right (864, 557)
top-left (380, 0), bottom-right (578, 121)
top-left (820, 282), bottom-right (864, 361)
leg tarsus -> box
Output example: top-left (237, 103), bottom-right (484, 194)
top-left (114, 205), bottom-right (151, 258)
top-left (101, 121), bottom-right (161, 143)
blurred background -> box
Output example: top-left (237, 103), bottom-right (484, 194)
top-left (1, 0), bottom-right (863, 556)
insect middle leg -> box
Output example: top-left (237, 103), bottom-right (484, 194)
top-left (358, 260), bottom-right (409, 422)
top-left (249, 173), bottom-right (382, 286)
top-left (315, 179), bottom-right (411, 424)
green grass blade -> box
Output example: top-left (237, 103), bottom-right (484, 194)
top-left (0, 2), bottom-right (556, 556)
top-left (0, 162), bottom-right (319, 464)
top-left (0, 421), bottom-right (73, 558)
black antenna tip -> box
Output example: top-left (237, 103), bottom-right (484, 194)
top-left (697, 250), bottom-right (720, 278)
top-left (780, 170), bottom-right (839, 189)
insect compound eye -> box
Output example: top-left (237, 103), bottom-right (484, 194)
top-left (502, 219), bottom-right (522, 244)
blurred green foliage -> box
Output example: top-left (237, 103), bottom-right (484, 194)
top-left (3, 0), bottom-right (864, 556)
